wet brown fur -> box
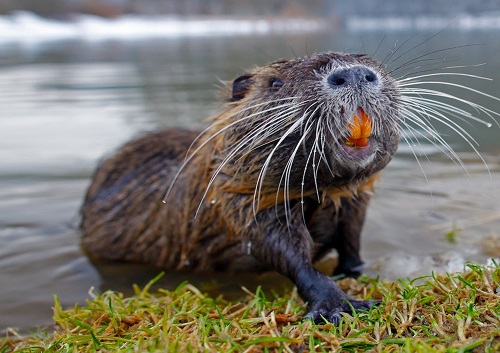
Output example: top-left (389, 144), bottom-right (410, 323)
top-left (81, 52), bottom-right (401, 323)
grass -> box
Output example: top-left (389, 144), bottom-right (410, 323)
top-left (1, 262), bottom-right (499, 353)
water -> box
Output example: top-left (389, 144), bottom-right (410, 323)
top-left (1, 14), bottom-right (499, 331)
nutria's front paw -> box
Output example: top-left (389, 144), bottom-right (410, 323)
top-left (305, 298), bottom-right (377, 325)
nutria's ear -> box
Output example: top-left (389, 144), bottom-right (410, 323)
top-left (231, 74), bottom-right (254, 102)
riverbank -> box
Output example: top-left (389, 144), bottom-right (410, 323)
top-left (2, 262), bottom-right (499, 352)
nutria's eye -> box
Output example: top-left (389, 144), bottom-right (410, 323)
top-left (269, 78), bottom-right (284, 92)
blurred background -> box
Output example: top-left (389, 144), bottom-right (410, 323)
top-left (0, 0), bottom-right (499, 332)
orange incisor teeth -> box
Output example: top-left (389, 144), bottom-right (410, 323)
top-left (346, 109), bottom-right (372, 147)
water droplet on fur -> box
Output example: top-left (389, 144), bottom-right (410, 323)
top-left (246, 241), bottom-right (252, 255)
top-left (486, 123), bottom-right (492, 128)
top-left (184, 260), bottom-right (190, 267)
top-left (162, 200), bottom-right (166, 204)
top-left (300, 201), bottom-right (304, 204)
top-left (210, 199), bottom-right (217, 205)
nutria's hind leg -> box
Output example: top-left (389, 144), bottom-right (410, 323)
top-left (248, 205), bottom-right (375, 324)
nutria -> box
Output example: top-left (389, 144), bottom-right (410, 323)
top-left (81, 52), bottom-right (403, 323)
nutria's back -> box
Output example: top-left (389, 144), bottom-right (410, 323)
top-left (82, 129), bottom-right (197, 265)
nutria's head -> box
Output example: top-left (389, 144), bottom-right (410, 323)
top-left (198, 52), bottom-right (402, 204)
top-left (172, 53), bottom-right (402, 210)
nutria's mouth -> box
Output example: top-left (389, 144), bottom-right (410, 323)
top-left (345, 107), bottom-right (372, 148)
top-left (341, 107), bottom-right (377, 159)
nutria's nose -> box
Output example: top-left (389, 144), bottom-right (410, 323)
top-left (327, 66), bottom-right (378, 89)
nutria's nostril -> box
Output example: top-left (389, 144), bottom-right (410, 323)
top-left (327, 66), bottom-right (378, 89)
top-left (332, 77), bottom-right (346, 86)
top-left (365, 73), bottom-right (376, 82)
top-left (328, 71), bottom-right (349, 88)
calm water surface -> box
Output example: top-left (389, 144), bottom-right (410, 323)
top-left (1, 27), bottom-right (499, 331)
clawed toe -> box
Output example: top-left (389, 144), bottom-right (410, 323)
top-left (350, 299), bottom-right (379, 311)
top-left (305, 309), bottom-right (343, 325)
top-left (305, 298), bottom-right (378, 325)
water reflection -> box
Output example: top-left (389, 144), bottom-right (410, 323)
top-left (0, 28), bottom-right (499, 331)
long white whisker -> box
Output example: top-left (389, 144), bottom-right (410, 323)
top-left (279, 113), bottom-right (315, 228)
top-left (399, 81), bottom-right (500, 125)
top-left (401, 114), bottom-right (463, 165)
top-left (399, 131), bottom-right (435, 214)
top-left (402, 97), bottom-right (480, 147)
top-left (403, 95), bottom-right (486, 126)
top-left (278, 105), bottom-right (322, 222)
top-left (398, 72), bottom-right (492, 84)
top-left (401, 106), bottom-right (466, 160)
top-left (253, 112), bottom-right (311, 215)
top-left (195, 104), bottom-right (306, 216)
top-left (399, 106), bottom-right (490, 178)
top-left (400, 87), bottom-right (498, 128)
top-left (163, 98), bottom-right (299, 203)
